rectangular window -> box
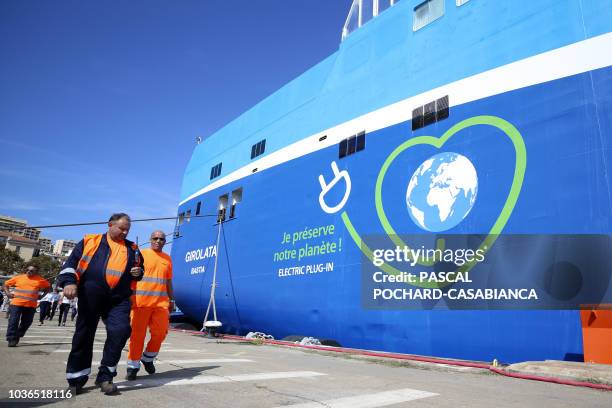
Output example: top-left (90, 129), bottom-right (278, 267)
top-left (186, 209), bottom-right (191, 222)
top-left (339, 139), bottom-right (348, 159)
top-left (413, 0), bottom-right (445, 32)
top-left (339, 131), bottom-right (366, 159)
top-left (356, 131), bottom-right (366, 152)
top-left (251, 139), bottom-right (266, 159)
top-left (412, 95), bottom-right (449, 131)
top-left (195, 201), bottom-right (201, 216)
top-left (210, 163), bottom-right (222, 180)
top-left (178, 212), bottom-right (185, 225)
top-left (217, 194), bottom-right (228, 223)
top-left (230, 188), bottom-right (243, 219)
top-left (347, 135), bottom-right (356, 156)
top-left (423, 101), bottom-right (436, 127)
top-left (412, 106), bottom-right (424, 131)
top-left (436, 95), bottom-right (449, 121)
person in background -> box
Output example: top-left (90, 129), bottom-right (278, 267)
top-left (58, 291), bottom-right (71, 326)
top-left (126, 230), bottom-right (174, 380)
top-left (70, 297), bottom-right (78, 321)
top-left (3, 265), bottom-right (51, 347)
top-left (57, 213), bottom-right (143, 395)
top-left (47, 288), bottom-right (60, 321)
top-left (38, 290), bottom-right (55, 325)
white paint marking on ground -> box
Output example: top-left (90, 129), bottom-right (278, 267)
top-left (274, 388), bottom-right (438, 408)
top-left (66, 358), bottom-right (254, 366)
top-left (117, 371), bottom-right (326, 388)
top-left (23, 336), bottom-right (74, 339)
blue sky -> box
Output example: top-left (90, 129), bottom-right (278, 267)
top-left (0, 1), bottom-right (350, 247)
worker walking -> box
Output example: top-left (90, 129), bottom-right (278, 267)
top-left (38, 290), bottom-right (55, 325)
top-left (126, 230), bottom-right (174, 380)
top-left (57, 213), bottom-right (143, 395)
top-left (47, 288), bottom-right (60, 321)
top-left (3, 265), bottom-right (50, 347)
top-left (57, 291), bottom-right (71, 326)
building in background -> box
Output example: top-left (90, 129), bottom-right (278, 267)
top-left (54, 239), bottom-right (76, 256)
top-left (1, 232), bottom-right (40, 262)
top-left (0, 215), bottom-right (40, 241)
top-left (38, 237), bottom-right (53, 254)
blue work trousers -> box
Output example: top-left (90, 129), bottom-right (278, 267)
top-left (6, 305), bottom-right (35, 341)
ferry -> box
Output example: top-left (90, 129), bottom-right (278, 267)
top-left (171, 0), bottom-right (612, 363)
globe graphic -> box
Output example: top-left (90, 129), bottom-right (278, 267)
top-left (406, 152), bottom-right (478, 232)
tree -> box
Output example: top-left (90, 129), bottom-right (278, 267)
top-left (28, 255), bottom-right (62, 282)
top-left (0, 247), bottom-right (24, 275)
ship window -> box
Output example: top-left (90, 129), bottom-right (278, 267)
top-left (413, 0), bottom-right (445, 32)
top-left (347, 135), bottom-right (356, 155)
top-left (339, 131), bottom-right (366, 159)
top-left (436, 96), bottom-right (449, 121)
top-left (230, 188), bottom-right (242, 219)
top-left (319, 135), bottom-right (327, 142)
top-left (217, 194), bottom-right (228, 223)
top-left (356, 131), bottom-right (366, 152)
top-left (178, 212), bottom-right (185, 225)
top-left (339, 139), bottom-right (348, 159)
top-left (251, 139), bottom-right (266, 159)
top-left (412, 95), bottom-right (449, 131)
top-left (456, 0), bottom-right (470, 6)
top-left (186, 209), bottom-right (191, 223)
top-left (210, 162), bottom-right (222, 180)
top-left (195, 201), bottom-right (201, 216)
top-left (412, 107), bottom-right (424, 130)
top-left (423, 101), bottom-right (436, 127)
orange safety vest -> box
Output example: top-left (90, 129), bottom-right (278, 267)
top-left (6, 274), bottom-right (50, 308)
top-left (133, 248), bottom-right (172, 308)
top-left (77, 234), bottom-right (138, 289)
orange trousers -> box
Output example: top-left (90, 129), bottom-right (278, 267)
top-left (127, 307), bottom-right (169, 369)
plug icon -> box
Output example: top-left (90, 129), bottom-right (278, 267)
top-left (318, 161), bottom-right (351, 214)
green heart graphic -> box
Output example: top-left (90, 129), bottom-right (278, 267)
top-left (341, 115), bottom-right (527, 287)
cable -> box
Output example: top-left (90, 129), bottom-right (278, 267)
top-left (0, 214), bottom-right (217, 232)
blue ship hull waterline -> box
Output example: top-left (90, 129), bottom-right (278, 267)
top-left (171, 0), bottom-right (612, 363)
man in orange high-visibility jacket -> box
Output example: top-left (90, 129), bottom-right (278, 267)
top-left (3, 264), bottom-right (50, 347)
top-left (126, 230), bottom-right (174, 380)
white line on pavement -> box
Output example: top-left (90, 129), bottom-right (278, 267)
top-left (66, 359), bottom-right (254, 366)
top-left (274, 388), bottom-right (438, 408)
top-left (117, 371), bottom-right (326, 388)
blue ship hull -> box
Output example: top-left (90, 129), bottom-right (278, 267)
top-left (172, 1), bottom-right (612, 363)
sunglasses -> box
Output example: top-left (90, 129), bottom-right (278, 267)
top-left (151, 237), bottom-right (166, 242)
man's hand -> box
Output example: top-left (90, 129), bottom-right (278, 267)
top-left (7, 292), bottom-right (14, 299)
top-left (168, 300), bottom-right (175, 313)
top-left (63, 284), bottom-right (78, 299)
top-left (130, 267), bottom-right (143, 278)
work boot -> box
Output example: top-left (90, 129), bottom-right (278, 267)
top-left (68, 384), bottom-right (83, 396)
top-left (95, 380), bottom-right (118, 395)
top-left (7, 339), bottom-right (17, 347)
top-left (125, 368), bottom-right (138, 381)
top-left (142, 360), bottom-right (156, 374)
